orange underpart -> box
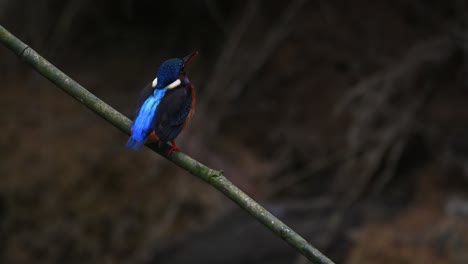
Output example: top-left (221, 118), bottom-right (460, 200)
top-left (146, 131), bottom-right (159, 143)
top-left (168, 140), bottom-right (180, 155)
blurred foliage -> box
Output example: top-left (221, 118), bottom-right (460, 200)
top-left (2, 0), bottom-right (468, 263)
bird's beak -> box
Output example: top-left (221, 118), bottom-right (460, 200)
top-left (182, 51), bottom-right (198, 66)
top-left (151, 77), bottom-right (158, 88)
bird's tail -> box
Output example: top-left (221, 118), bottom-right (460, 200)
top-left (126, 92), bottom-right (165, 151)
top-left (126, 137), bottom-right (145, 150)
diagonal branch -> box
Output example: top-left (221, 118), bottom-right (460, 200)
top-left (0, 25), bottom-right (334, 264)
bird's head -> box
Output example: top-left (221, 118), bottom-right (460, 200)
top-left (151, 51), bottom-right (198, 89)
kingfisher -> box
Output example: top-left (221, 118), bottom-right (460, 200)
top-left (127, 52), bottom-right (198, 154)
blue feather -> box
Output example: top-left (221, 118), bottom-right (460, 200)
top-left (155, 58), bottom-right (183, 88)
top-left (127, 88), bottom-right (167, 150)
top-left (126, 138), bottom-right (145, 150)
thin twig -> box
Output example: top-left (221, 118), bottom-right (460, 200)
top-left (0, 25), bottom-right (334, 264)
top-left (203, 0), bottom-right (229, 34)
top-left (198, 0), bottom-right (307, 141)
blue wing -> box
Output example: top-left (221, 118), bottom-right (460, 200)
top-left (153, 86), bottom-right (193, 142)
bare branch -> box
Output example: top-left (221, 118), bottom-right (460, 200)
top-left (0, 24), bottom-right (334, 264)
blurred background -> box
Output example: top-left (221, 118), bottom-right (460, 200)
top-left (1, 0), bottom-right (468, 263)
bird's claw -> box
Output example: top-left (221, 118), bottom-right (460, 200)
top-left (168, 140), bottom-right (180, 155)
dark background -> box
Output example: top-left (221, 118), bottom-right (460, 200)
top-left (1, 0), bottom-right (468, 263)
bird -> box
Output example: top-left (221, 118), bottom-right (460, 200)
top-left (127, 52), bottom-right (198, 154)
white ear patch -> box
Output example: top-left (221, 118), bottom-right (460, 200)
top-left (166, 79), bottom-right (181, 89)
top-left (152, 77), bottom-right (158, 88)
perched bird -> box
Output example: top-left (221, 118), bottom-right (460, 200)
top-left (127, 52), bottom-right (198, 154)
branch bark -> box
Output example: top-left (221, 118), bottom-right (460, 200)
top-left (0, 25), bottom-right (334, 264)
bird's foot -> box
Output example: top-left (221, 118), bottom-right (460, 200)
top-left (168, 140), bottom-right (180, 155)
